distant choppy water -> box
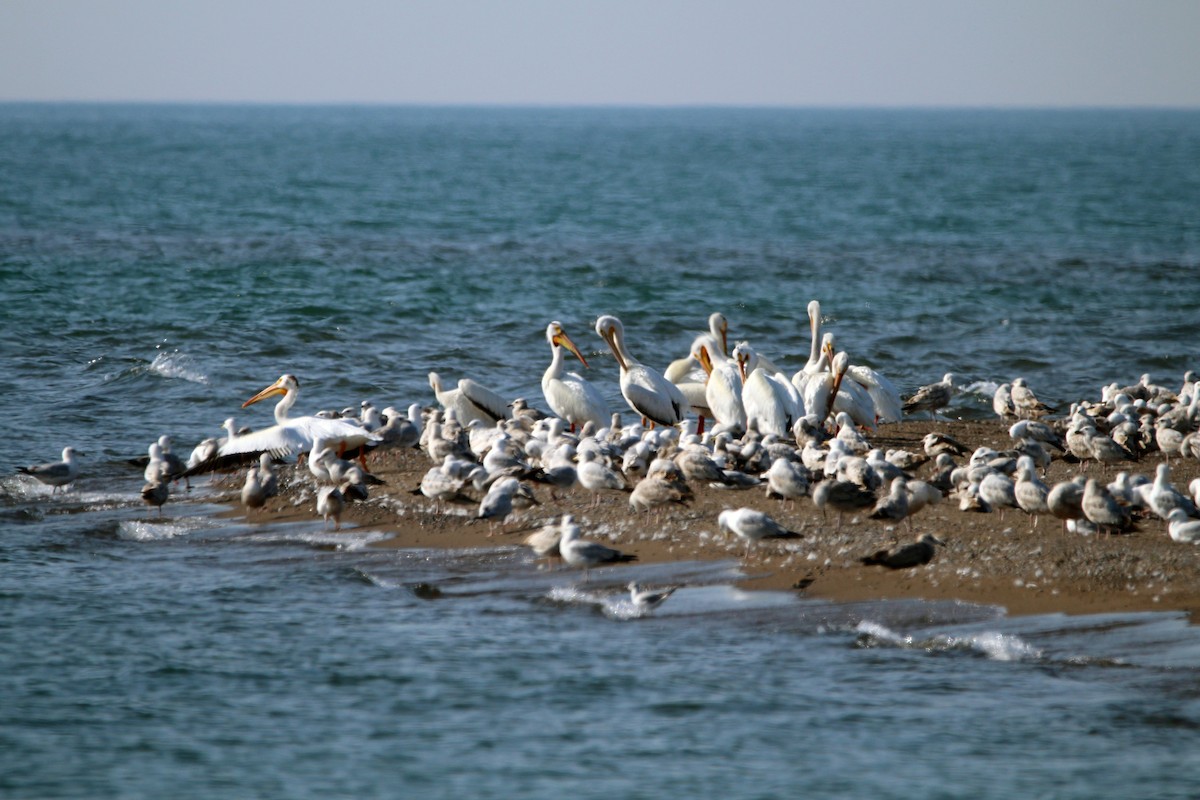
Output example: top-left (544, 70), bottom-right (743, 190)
top-left (2, 105), bottom-right (1200, 798)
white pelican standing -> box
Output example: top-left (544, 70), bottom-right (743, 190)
top-left (595, 315), bottom-right (686, 428)
top-left (428, 371), bottom-right (511, 427)
top-left (665, 312), bottom-right (729, 384)
top-left (734, 342), bottom-right (803, 437)
top-left (541, 321), bottom-right (610, 431)
top-left (692, 334), bottom-right (747, 433)
top-left (216, 374), bottom-right (380, 465)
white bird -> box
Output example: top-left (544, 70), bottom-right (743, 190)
top-left (716, 507), bottom-right (802, 557)
top-left (1166, 509), bottom-right (1200, 544)
top-left (1147, 463), bottom-right (1199, 520)
top-left (1013, 457), bottom-right (1051, 527)
top-left (317, 485), bottom-right (346, 530)
top-left (17, 446), bottom-right (80, 493)
top-left (576, 448), bottom-right (627, 508)
top-left (665, 312), bottom-right (729, 384)
top-left (735, 344), bottom-right (801, 438)
top-left (559, 516), bottom-right (637, 579)
top-left (143, 442), bottom-right (169, 484)
top-left (216, 374), bottom-right (380, 465)
top-left (476, 475), bottom-right (523, 534)
top-left (241, 466), bottom-right (269, 510)
top-left (541, 321), bottom-right (610, 431)
top-left (765, 458), bottom-right (810, 506)
top-left (595, 315), bottom-right (686, 428)
top-left (628, 582), bottom-right (678, 613)
top-left (428, 371), bottom-right (511, 427)
top-left (692, 334), bottom-right (747, 433)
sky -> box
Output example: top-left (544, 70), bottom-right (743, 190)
top-left (2, 0), bottom-right (1199, 107)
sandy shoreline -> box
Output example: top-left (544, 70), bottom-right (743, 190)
top-left (208, 420), bottom-right (1200, 620)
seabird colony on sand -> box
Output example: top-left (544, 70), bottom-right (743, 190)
top-left (15, 308), bottom-right (1200, 590)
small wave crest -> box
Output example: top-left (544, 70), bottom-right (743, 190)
top-left (148, 350), bottom-right (210, 385)
top-left (118, 519), bottom-right (194, 541)
top-left (855, 620), bottom-right (1042, 662)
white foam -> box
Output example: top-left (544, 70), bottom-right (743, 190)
top-left (117, 519), bottom-right (193, 541)
top-left (148, 350), bottom-right (210, 385)
top-left (855, 620), bottom-right (1043, 662)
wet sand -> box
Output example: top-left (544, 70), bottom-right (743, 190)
top-left (220, 420), bottom-right (1200, 619)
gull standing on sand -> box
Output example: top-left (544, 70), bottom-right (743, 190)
top-left (577, 448), bottom-right (626, 508)
top-left (1010, 378), bottom-right (1054, 419)
top-left (812, 479), bottom-right (877, 530)
top-left (716, 507), bottom-right (802, 557)
top-left (18, 446), bottom-right (81, 494)
top-left (903, 373), bottom-right (955, 418)
top-left (559, 516), bottom-right (637, 579)
top-left (317, 485), bottom-right (346, 531)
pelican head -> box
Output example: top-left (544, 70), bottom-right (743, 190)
top-left (731, 341), bottom-right (753, 383)
top-left (690, 335), bottom-right (717, 377)
top-left (595, 315), bottom-right (628, 371)
top-left (547, 321), bottom-right (588, 368)
top-left (244, 374), bottom-right (298, 408)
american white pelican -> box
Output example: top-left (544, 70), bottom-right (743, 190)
top-left (859, 534), bottom-right (944, 569)
top-left (692, 334), bottom-right (746, 433)
top-left (665, 312), bottom-right (728, 384)
top-left (212, 375), bottom-right (380, 467)
top-left (429, 371), bottom-right (510, 427)
top-left (595, 315), bottom-right (686, 428)
top-left (791, 300), bottom-right (825, 398)
top-left (734, 343), bottom-right (802, 438)
top-left (827, 350), bottom-right (878, 430)
top-left (541, 321), bottom-right (610, 431)
top-left (17, 446), bottom-right (80, 493)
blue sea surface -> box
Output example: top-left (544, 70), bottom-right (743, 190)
top-left (2, 105), bottom-right (1199, 798)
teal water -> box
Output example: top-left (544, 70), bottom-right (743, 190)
top-left (2, 105), bottom-right (1200, 798)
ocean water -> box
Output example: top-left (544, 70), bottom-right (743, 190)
top-left (2, 104), bottom-right (1199, 798)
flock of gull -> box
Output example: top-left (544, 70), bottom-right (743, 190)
top-left (15, 304), bottom-right (1200, 608)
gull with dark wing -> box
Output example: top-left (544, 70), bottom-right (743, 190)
top-left (17, 446), bottom-right (81, 494)
top-left (903, 373), bottom-right (955, 418)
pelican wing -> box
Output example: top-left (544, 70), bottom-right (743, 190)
top-left (624, 366), bottom-right (685, 426)
top-left (546, 373), bottom-right (610, 428)
top-left (458, 378), bottom-right (511, 423)
top-left (847, 365), bottom-right (903, 423)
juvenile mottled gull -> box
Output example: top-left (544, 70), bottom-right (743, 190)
top-left (860, 533), bottom-right (945, 569)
